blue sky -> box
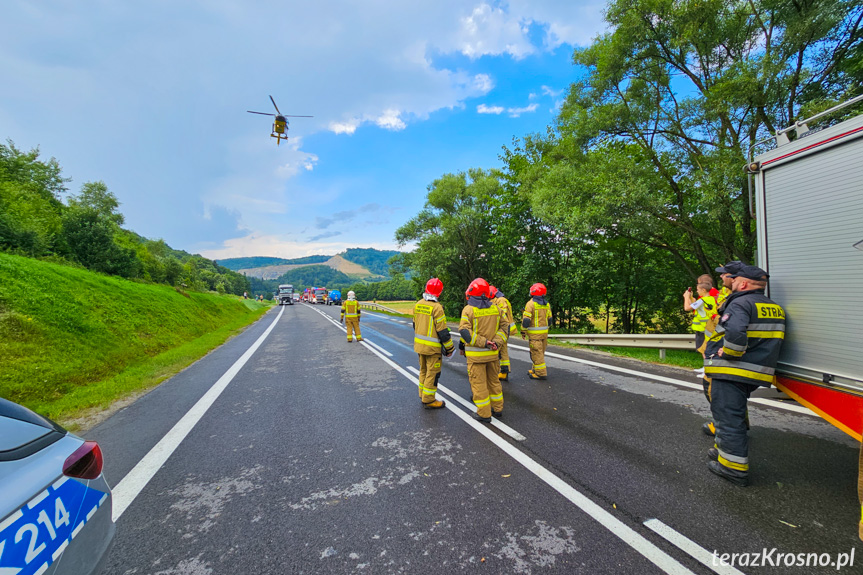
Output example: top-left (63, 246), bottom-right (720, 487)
top-left (0, 1), bottom-right (605, 260)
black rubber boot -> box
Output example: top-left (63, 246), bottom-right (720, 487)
top-left (707, 460), bottom-right (749, 487)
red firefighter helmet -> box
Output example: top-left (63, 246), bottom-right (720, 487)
top-left (488, 285), bottom-right (498, 298)
top-left (425, 278), bottom-right (444, 297)
top-left (529, 282), bottom-right (547, 296)
top-left (466, 278), bottom-right (490, 298)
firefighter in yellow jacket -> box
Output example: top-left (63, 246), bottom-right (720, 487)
top-left (413, 278), bottom-right (455, 409)
top-left (340, 290), bottom-right (363, 342)
top-left (459, 278), bottom-right (509, 422)
top-left (522, 283), bottom-right (551, 380)
top-left (489, 285), bottom-right (518, 381)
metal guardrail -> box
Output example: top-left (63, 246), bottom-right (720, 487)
top-left (359, 302), bottom-right (404, 315)
top-left (548, 333), bottom-right (695, 359)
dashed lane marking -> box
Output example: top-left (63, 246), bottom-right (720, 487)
top-left (308, 307), bottom-right (526, 442)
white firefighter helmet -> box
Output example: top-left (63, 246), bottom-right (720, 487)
top-left (347, 290), bottom-right (356, 299)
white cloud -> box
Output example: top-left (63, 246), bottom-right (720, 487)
top-left (542, 85), bottom-right (564, 98)
top-left (197, 232), bottom-right (404, 260)
top-left (458, 3), bottom-right (535, 60)
top-left (329, 118), bottom-right (362, 135)
top-left (477, 103), bottom-right (505, 115)
top-left (507, 103), bottom-right (539, 117)
top-left (375, 110), bottom-right (406, 131)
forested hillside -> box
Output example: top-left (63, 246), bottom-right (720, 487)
top-left (216, 255), bottom-right (329, 271)
top-left (0, 142), bottom-right (250, 296)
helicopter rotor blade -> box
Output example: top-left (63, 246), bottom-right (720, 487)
top-left (247, 111), bottom-right (275, 116)
top-left (269, 95), bottom-right (282, 115)
top-left (283, 115), bottom-right (314, 118)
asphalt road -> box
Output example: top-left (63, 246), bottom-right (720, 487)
top-left (88, 303), bottom-right (861, 574)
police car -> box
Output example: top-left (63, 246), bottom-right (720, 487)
top-left (0, 398), bottom-right (115, 575)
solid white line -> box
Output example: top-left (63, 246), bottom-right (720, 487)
top-left (504, 342), bottom-right (814, 417)
top-left (365, 340), bottom-right (393, 357)
top-left (644, 519), bottom-right (746, 575)
top-left (406, 366), bottom-right (420, 376)
top-left (358, 341), bottom-right (526, 442)
top-left (357, 339), bottom-right (693, 573)
top-left (111, 306), bottom-right (285, 521)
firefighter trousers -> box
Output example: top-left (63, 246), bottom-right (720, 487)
top-left (417, 353), bottom-right (442, 404)
top-left (710, 378), bottom-right (759, 473)
top-left (528, 336), bottom-right (548, 376)
top-left (499, 341), bottom-right (510, 374)
top-left (346, 318), bottom-right (362, 341)
top-left (468, 360), bottom-right (503, 418)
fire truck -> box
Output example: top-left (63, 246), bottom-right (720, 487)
top-left (748, 94), bottom-right (863, 440)
top-left (315, 287), bottom-right (328, 305)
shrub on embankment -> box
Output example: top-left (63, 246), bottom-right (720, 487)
top-left (0, 253), bottom-right (269, 423)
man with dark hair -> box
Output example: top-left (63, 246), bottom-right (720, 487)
top-left (703, 265), bottom-right (785, 486)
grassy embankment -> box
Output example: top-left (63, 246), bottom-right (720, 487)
top-left (0, 253), bottom-right (272, 428)
top-left (373, 300), bottom-right (701, 369)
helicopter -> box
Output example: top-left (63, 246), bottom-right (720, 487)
top-left (247, 95), bottom-right (312, 145)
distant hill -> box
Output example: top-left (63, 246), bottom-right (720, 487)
top-left (223, 248), bottom-right (402, 280)
top-left (342, 248), bottom-right (400, 276)
top-left (215, 255), bottom-right (329, 271)
top-left (273, 265), bottom-right (353, 287)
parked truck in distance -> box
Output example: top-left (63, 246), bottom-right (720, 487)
top-left (327, 289), bottom-right (342, 306)
top-left (315, 287), bottom-right (328, 305)
top-left (277, 284), bottom-right (294, 305)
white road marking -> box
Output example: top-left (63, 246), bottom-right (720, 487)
top-left (364, 340), bottom-right (393, 357)
top-left (502, 341), bottom-right (814, 417)
top-left (357, 333), bottom-right (693, 574)
top-left (644, 519), bottom-right (746, 575)
top-left (406, 366), bottom-right (420, 376)
top-left (111, 306), bottom-right (285, 521)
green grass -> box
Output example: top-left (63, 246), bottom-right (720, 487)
top-left (0, 253), bottom-right (271, 426)
top-left (549, 340), bottom-right (704, 369)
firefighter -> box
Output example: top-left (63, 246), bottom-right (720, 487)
top-left (704, 265), bottom-right (785, 486)
top-left (413, 278), bottom-right (455, 409)
top-left (459, 278), bottom-right (509, 422)
top-left (700, 260), bottom-right (746, 437)
top-left (489, 285), bottom-right (518, 381)
top-left (684, 278), bottom-right (718, 356)
top-left (521, 283), bottom-right (551, 380)
top-left (340, 290), bottom-right (363, 342)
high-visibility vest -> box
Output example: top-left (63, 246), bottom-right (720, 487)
top-left (460, 304), bottom-right (509, 362)
top-left (691, 295), bottom-right (717, 332)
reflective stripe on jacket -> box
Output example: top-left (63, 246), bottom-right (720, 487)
top-left (413, 299), bottom-right (454, 355)
top-left (459, 302), bottom-right (508, 363)
top-left (522, 299), bottom-right (551, 338)
top-left (341, 299), bottom-right (360, 318)
top-left (704, 289), bottom-right (785, 387)
top-left (492, 296), bottom-right (518, 335)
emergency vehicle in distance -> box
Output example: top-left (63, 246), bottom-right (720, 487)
top-left (302, 288), bottom-right (312, 302)
top-left (277, 284), bottom-right (294, 305)
top-left (315, 287), bottom-right (328, 305)
top-left (748, 94), bottom-right (863, 441)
